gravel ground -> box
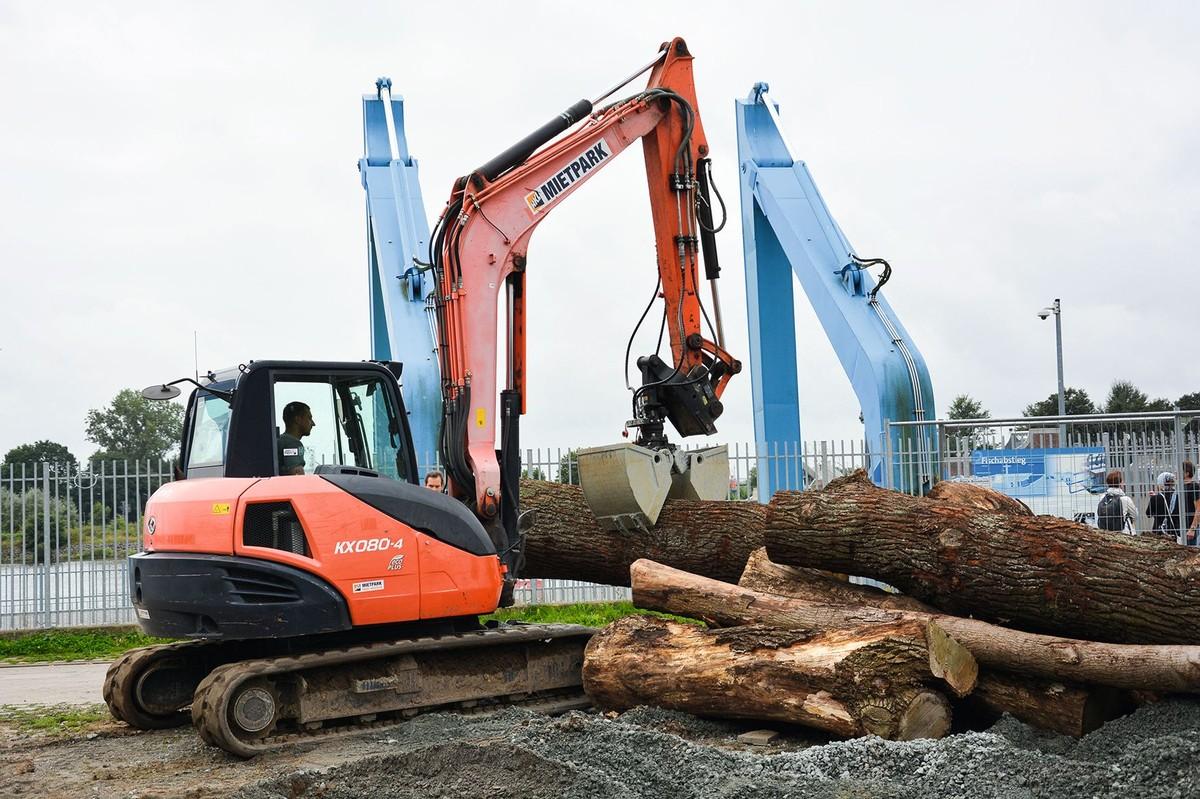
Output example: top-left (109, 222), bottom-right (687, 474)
top-left (232, 698), bottom-right (1200, 799)
top-left (2, 697), bottom-right (1196, 797)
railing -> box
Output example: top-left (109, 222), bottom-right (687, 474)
top-left (0, 442), bottom-right (877, 632)
top-left (884, 411), bottom-right (1200, 537)
top-left (13, 419), bottom-right (1184, 632)
top-left (1, 460), bottom-right (172, 630)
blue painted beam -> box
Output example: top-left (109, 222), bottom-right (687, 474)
top-left (360, 80), bottom-right (440, 468)
top-left (737, 84), bottom-right (937, 493)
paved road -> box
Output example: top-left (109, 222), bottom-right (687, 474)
top-left (0, 661), bottom-right (111, 706)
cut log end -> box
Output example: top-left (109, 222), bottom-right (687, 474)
top-left (897, 691), bottom-right (952, 740)
top-left (925, 621), bottom-right (979, 697)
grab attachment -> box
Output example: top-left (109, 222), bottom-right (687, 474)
top-left (577, 443), bottom-right (729, 531)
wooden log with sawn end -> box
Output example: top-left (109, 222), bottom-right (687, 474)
top-left (582, 614), bottom-right (959, 740)
top-left (765, 470), bottom-right (1200, 645)
top-left (633, 558), bottom-right (1200, 695)
top-left (738, 547), bottom-right (1137, 736)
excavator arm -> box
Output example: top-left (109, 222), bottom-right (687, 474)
top-left (431, 38), bottom-right (739, 560)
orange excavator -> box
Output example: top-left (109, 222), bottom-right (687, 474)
top-left (104, 37), bottom-right (739, 756)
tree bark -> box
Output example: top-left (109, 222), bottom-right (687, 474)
top-left (765, 470), bottom-right (1200, 645)
top-left (520, 478), bottom-right (765, 586)
top-left (632, 559), bottom-right (1200, 694)
top-left (960, 672), bottom-right (1135, 738)
top-left (582, 615), bottom-right (954, 740)
top-left (739, 547), bottom-right (935, 613)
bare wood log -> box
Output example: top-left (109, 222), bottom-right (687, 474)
top-left (520, 478), bottom-right (764, 585)
top-left (739, 547), bottom-right (935, 613)
top-left (960, 672), bottom-right (1135, 738)
top-left (765, 470), bottom-right (1200, 645)
top-left (583, 615), bottom-right (954, 740)
top-left (926, 481), bottom-right (1033, 516)
top-left (632, 559), bottom-right (1200, 694)
top-left (739, 547), bottom-right (1136, 734)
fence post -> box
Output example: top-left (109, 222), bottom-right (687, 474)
top-left (41, 462), bottom-right (51, 629)
top-left (882, 420), bottom-right (894, 490)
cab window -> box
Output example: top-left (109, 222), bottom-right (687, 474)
top-left (272, 373), bottom-right (411, 481)
top-left (186, 392), bottom-right (231, 477)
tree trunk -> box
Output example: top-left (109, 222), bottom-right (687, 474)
top-left (739, 547), bottom-right (935, 613)
top-left (520, 478), bottom-right (764, 586)
top-left (765, 470), bottom-right (1200, 645)
top-left (582, 615), bottom-right (954, 740)
top-left (737, 547), bottom-right (1137, 734)
top-left (632, 559), bottom-right (1200, 694)
top-left (960, 672), bottom-right (1135, 738)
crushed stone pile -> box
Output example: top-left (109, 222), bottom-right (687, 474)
top-left (235, 698), bottom-right (1200, 799)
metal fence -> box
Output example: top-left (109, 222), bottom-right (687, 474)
top-left (0, 459), bottom-right (641, 631)
top-left (885, 411), bottom-right (1200, 538)
top-left (2, 441), bottom-right (880, 632)
top-left (1, 461), bottom-right (172, 631)
top-left (512, 439), bottom-right (872, 501)
top-left (14, 418), bottom-right (1181, 632)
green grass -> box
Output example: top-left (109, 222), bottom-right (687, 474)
top-left (0, 603), bottom-right (696, 665)
top-left (483, 600), bottom-right (700, 628)
top-left (0, 626), bottom-right (171, 664)
top-left (0, 704), bottom-right (111, 736)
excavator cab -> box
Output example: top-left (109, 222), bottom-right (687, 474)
top-left (166, 360), bottom-right (419, 483)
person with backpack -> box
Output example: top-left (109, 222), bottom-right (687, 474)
top-left (1146, 472), bottom-right (1181, 539)
top-left (1097, 470), bottom-right (1137, 534)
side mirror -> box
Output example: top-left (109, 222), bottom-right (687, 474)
top-left (142, 384), bottom-right (181, 401)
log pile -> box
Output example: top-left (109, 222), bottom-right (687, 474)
top-left (519, 471), bottom-right (1200, 741)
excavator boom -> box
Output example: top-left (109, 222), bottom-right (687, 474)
top-left (431, 38), bottom-right (739, 537)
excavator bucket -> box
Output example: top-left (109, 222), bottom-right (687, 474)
top-left (666, 445), bottom-right (730, 502)
top-left (578, 443), bottom-right (730, 531)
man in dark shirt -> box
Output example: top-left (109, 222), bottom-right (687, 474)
top-left (1184, 461), bottom-right (1200, 546)
top-left (278, 402), bottom-right (316, 475)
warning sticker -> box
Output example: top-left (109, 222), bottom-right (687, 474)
top-left (211, 503), bottom-right (230, 515)
top-left (353, 579), bottom-right (385, 594)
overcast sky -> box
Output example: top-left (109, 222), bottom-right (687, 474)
top-left (1, 2), bottom-right (1197, 462)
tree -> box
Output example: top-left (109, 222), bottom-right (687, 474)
top-left (2, 440), bottom-right (78, 473)
top-left (946, 395), bottom-right (992, 453)
top-left (1178, 393), bottom-right (1200, 411)
top-left (947, 395), bottom-right (990, 421)
top-left (84, 389), bottom-right (184, 463)
top-left (1023, 388), bottom-right (1097, 418)
top-left (0, 487), bottom-right (71, 563)
top-left (1103, 380), bottom-right (1150, 413)
top-left (558, 448), bottom-right (581, 485)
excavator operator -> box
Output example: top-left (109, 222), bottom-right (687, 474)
top-left (277, 401), bottom-right (315, 475)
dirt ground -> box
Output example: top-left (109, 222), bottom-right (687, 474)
top-left (1, 699), bottom-right (1198, 799)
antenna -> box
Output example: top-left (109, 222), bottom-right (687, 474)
top-left (193, 331), bottom-right (199, 383)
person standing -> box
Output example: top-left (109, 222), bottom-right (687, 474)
top-left (1097, 470), bottom-right (1137, 534)
top-left (1146, 472), bottom-right (1181, 539)
top-left (1183, 461), bottom-right (1200, 546)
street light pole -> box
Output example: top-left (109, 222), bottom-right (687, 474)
top-left (1038, 298), bottom-right (1066, 446)
top-left (1053, 298), bottom-right (1065, 418)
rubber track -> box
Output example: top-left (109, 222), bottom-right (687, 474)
top-left (190, 623), bottom-right (595, 757)
top-left (103, 639), bottom-right (219, 728)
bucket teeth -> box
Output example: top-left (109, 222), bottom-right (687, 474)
top-left (578, 443), bottom-right (730, 531)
